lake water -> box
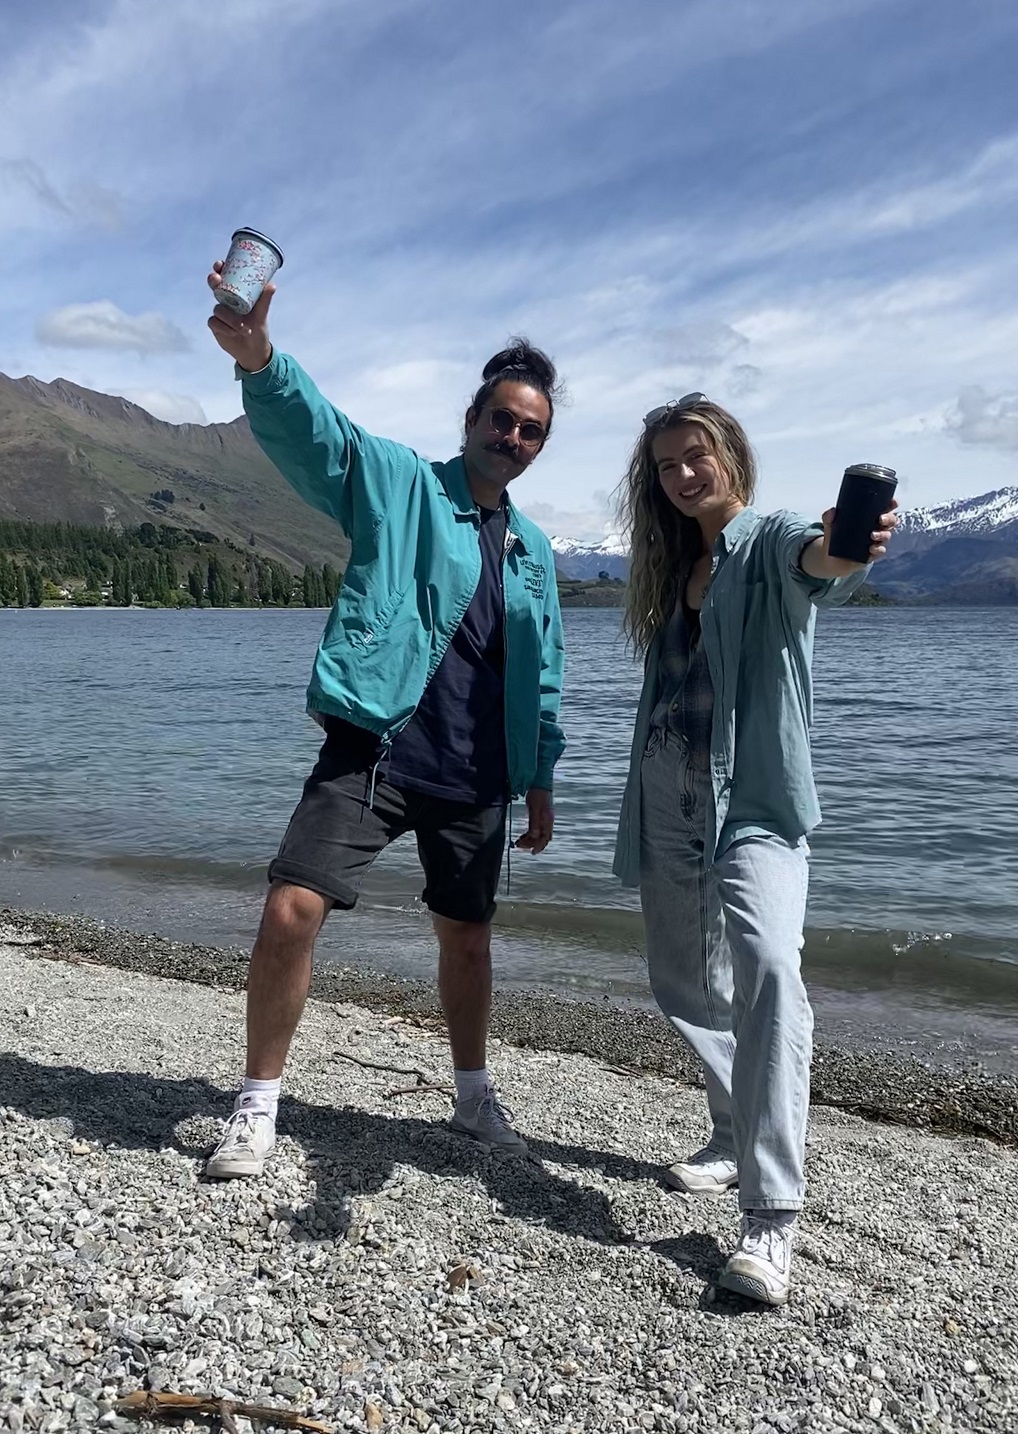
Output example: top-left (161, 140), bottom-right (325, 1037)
top-left (2, 606), bottom-right (1016, 1068)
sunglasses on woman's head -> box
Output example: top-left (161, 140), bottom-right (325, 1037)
top-left (488, 407), bottom-right (547, 448)
top-left (644, 392), bottom-right (708, 427)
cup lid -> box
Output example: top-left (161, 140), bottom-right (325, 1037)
top-left (844, 463), bottom-right (896, 481)
top-left (230, 228), bottom-right (284, 266)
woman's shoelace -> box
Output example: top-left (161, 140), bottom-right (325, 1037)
top-left (742, 1216), bottom-right (792, 1264)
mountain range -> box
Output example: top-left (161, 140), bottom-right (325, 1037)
top-left (552, 488), bottom-right (1018, 602)
top-left (872, 489), bottom-right (1018, 602)
top-left (2, 369), bottom-right (1016, 601)
top-left (0, 371), bottom-right (350, 571)
top-left (550, 534), bottom-right (629, 581)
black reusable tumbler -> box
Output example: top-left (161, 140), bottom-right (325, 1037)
top-left (828, 464), bottom-right (897, 565)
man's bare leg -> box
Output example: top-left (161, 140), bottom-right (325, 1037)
top-left (436, 914), bottom-right (528, 1152)
top-left (434, 914), bottom-right (492, 1071)
top-left (245, 880), bottom-right (331, 1077)
top-left (206, 881), bottom-right (330, 1177)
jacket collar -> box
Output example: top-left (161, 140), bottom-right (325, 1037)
top-left (440, 455), bottom-right (531, 553)
top-left (716, 506), bottom-right (761, 556)
top-left (439, 455), bottom-right (477, 517)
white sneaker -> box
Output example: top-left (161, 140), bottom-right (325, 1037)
top-left (718, 1214), bottom-right (795, 1306)
top-left (205, 1108), bottom-right (276, 1179)
top-left (664, 1146), bottom-right (739, 1195)
top-left (449, 1088), bottom-right (529, 1154)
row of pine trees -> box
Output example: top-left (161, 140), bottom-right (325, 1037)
top-left (0, 519), bottom-right (343, 609)
top-left (0, 557), bottom-right (45, 608)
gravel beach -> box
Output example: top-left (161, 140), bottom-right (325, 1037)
top-left (1, 913), bottom-right (1016, 1434)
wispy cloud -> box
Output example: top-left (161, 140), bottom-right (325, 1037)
top-left (119, 390), bottom-right (209, 425)
top-left (2, 158), bottom-right (73, 218)
top-left (36, 302), bottom-right (191, 354)
top-left (947, 387), bottom-right (1018, 453)
top-left (862, 135), bottom-right (1018, 236)
top-left (520, 493), bottom-right (617, 545)
top-left (0, 158), bottom-right (124, 231)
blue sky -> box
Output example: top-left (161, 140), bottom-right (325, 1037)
top-left (2, 0), bottom-right (1017, 540)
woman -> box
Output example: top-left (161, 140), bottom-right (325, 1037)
top-left (613, 394), bottom-right (897, 1305)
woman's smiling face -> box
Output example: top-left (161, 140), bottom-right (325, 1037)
top-left (652, 422), bottom-right (740, 521)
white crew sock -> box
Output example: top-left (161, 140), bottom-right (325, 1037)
top-left (236, 1076), bottom-right (281, 1120)
top-left (453, 1068), bottom-right (492, 1103)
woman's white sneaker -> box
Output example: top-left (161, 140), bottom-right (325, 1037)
top-left (205, 1108), bottom-right (276, 1179)
top-left (718, 1214), bottom-right (795, 1306)
top-left (664, 1145), bottom-right (739, 1195)
top-left (450, 1088), bottom-right (529, 1154)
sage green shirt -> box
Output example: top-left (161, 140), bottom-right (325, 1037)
top-left (613, 508), bottom-right (870, 883)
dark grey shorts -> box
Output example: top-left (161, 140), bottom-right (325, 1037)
top-left (269, 737), bottom-right (507, 925)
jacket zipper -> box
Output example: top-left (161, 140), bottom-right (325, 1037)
top-left (367, 516), bottom-right (483, 806)
top-left (501, 519), bottom-right (517, 891)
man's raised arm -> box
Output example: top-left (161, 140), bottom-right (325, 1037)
top-left (207, 262), bottom-right (410, 530)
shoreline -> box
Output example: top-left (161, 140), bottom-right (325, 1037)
top-left (3, 904), bottom-right (1015, 1149)
top-left (5, 597), bottom-right (1018, 612)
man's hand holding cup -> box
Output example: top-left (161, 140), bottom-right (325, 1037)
top-left (207, 260), bottom-right (275, 373)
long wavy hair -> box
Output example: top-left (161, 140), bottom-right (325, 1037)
top-left (616, 399), bottom-right (758, 653)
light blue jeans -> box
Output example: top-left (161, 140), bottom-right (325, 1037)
top-left (639, 729), bottom-right (813, 1210)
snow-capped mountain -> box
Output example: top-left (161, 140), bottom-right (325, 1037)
top-left (874, 485), bottom-right (1018, 601)
top-left (550, 534), bottom-right (629, 580)
top-left (891, 486), bottom-right (1018, 556)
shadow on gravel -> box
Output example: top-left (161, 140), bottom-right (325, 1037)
top-left (643, 1233), bottom-right (727, 1286)
top-left (696, 1284), bottom-right (782, 1320)
top-left (1, 1054), bottom-right (675, 1255)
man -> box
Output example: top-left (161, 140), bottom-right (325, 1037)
top-left (204, 262), bottom-right (566, 1177)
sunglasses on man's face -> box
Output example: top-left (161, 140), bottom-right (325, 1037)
top-left (643, 392), bottom-right (708, 427)
top-left (487, 407), bottom-right (547, 448)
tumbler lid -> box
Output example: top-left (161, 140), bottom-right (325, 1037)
top-left (230, 228), bottom-right (284, 267)
top-left (844, 463), bottom-right (896, 482)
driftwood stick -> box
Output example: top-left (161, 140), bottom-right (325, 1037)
top-left (383, 1082), bottom-right (455, 1099)
top-left (599, 1062), bottom-right (651, 1079)
top-left (115, 1389), bottom-right (332, 1432)
top-left (332, 1050), bottom-right (431, 1080)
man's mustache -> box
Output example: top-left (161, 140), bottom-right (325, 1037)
top-left (485, 441), bottom-right (519, 459)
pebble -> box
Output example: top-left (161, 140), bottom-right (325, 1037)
top-left (1, 921), bottom-right (1017, 1434)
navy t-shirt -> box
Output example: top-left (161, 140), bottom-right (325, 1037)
top-left (323, 502), bottom-right (509, 807)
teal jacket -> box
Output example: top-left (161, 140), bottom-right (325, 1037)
top-left (613, 508), bottom-right (870, 883)
top-left (240, 352), bottom-right (566, 795)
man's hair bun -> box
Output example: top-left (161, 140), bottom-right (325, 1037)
top-left (469, 335), bottom-right (564, 441)
top-left (481, 339), bottom-right (558, 395)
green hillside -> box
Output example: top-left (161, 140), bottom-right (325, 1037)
top-left (0, 371), bottom-right (350, 572)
